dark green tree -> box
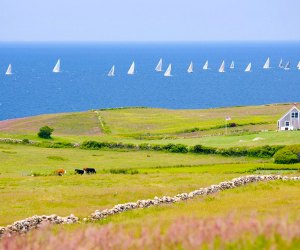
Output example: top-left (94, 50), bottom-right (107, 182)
top-left (38, 126), bottom-right (54, 139)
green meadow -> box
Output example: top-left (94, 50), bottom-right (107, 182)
top-left (0, 103), bottom-right (300, 232)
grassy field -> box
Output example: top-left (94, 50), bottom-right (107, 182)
top-left (0, 143), bottom-right (299, 226)
top-left (1, 103), bottom-right (300, 249)
top-left (0, 103), bottom-right (299, 149)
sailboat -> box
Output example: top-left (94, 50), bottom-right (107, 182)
top-left (187, 61), bottom-right (193, 73)
top-left (284, 61), bottom-right (291, 70)
top-left (53, 59), bottom-right (61, 73)
top-left (107, 65), bottom-right (115, 77)
top-left (230, 61), bottom-right (234, 69)
top-left (245, 63), bottom-right (252, 72)
top-left (218, 61), bottom-right (225, 73)
top-left (263, 57), bottom-right (270, 69)
top-left (155, 59), bottom-right (163, 72)
top-left (164, 64), bottom-right (172, 77)
top-left (297, 61), bottom-right (300, 69)
top-left (5, 64), bottom-right (12, 75)
top-left (128, 61), bottom-right (135, 75)
top-left (203, 60), bottom-right (209, 70)
top-left (279, 59), bottom-right (284, 68)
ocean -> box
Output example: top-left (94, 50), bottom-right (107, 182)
top-left (0, 42), bottom-right (299, 120)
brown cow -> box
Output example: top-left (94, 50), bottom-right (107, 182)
top-left (54, 169), bottom-right (66, 176)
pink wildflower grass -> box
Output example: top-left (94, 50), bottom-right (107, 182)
top-left (1, 215), bottom-right (300, 250)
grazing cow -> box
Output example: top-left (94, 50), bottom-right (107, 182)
top-left (75, 169), bottom-right (84, 175)
top-left (54, 169), bottom-right (66, 176)
top-left (83, 168), bottom-right (96, 174)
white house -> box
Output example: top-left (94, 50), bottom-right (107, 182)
top-left (277, 105), bottom-right (300, 131)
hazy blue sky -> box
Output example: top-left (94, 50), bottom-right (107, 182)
top-left (1, 0), bottom-right (299, 42)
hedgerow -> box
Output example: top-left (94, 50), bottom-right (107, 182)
top-left (274, 145), bottom-right (300, 164)
top-left (80, 140), bottom-right (283, 158)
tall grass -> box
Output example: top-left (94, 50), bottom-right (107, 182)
top-left (2, 215), bottom-right (300, 249)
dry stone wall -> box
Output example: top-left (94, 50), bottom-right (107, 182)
top-left (1, 175), bottom-right (300, 238)
top-left (88, 175), bottom-right (300, 221)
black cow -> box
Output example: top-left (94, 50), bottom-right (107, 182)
top-left (75, 169), bottom-right (84, 175)
top-left (84, 168), bottom-right (96, 174)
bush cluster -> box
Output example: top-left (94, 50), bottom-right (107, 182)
top-left (38, 126), bottom-right (54, 139)
top-left (81, 141), bottom-right (189, 153)
top-left (190, 144), bottom-right (283, 158)
top-left (80, 141), bottom-right (136, 150)
top-left (38, 141), bottom-right (74, 148)
top-left (81, 140), bottom-right (282, 158)
top-left (274, 145), bottom-right (300, 164)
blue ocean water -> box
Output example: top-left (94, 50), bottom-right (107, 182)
top-left (0, 42), bottom-right (299, 120)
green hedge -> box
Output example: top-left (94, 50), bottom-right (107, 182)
top-left (274, 145), bottom-right (300, 164)
top-left (81, 141), bottom-right (188, 153)
top-left (80, 141), bottom-right (136, 150)
top-left (190, 144), bottom-right (283, 158)
top-left (80, 140), bottom-right (283, 158)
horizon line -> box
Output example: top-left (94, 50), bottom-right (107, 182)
top-left (0, 40), bottom-right (300, 44)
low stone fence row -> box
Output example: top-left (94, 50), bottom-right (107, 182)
top-left (0, 215), bottom-right (78, 238)
top-left (88, 175), bottom-right (300, 220)
top-left (1, 175), bottom-right (299, 238)
top-left (0, 138), bottom-right (34, 144)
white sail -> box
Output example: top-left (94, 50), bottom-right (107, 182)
top-left (245, 63), bottom-right (252, 72)
top-left (53, 59), bottom-right (61, 73)
top-left (279, 58), bottom-right (283, 68)
top-left (108, 65), bottom-right (115, 77)
top-left (230, 61), bottom-right (234, 69)
top-left (5, 64), bottom-right (12, 75)
top-left (284, 61), bottom-right (290, 70)
top-left (218, 61), bottom-right (225, 73)
top-left (187, 61), bottom-right (193, 73)
top-left (128, 61), bottom-right (135, 75)
top-left (164, 64), bottom-right (172, 77)
top-left (297, 61), bottom-right (300, 69)
top-left (155, 58), bottom-right (163, 72)
top-left (203, 60), bottom-right (209, 70)
top-left (263, 57), bottom-right (270, 69)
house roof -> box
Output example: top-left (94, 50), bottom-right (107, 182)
top-left (278, 105), bottom-right (300, 122)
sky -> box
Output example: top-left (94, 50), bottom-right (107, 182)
top-left (0, 0), bottom-right (300, 42)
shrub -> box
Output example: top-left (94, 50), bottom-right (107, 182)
top-left (191, 145), bottom-right (217, 154)
top-left (47, 142), bottom-right (73, 148)
top-left (274, 145), bottom-right (300, 164)
top-left (38, 126), bottom-right (54, 139)
top-left (162, 144), bottom-right (188, 153)
top-left (191, 144), bottom-right (282, 158)
top-left (152, 144), bottom-right (163, 151)
top-left (248, 145), bottom-right (284, 158)
top-left (81, 141), bottom-right (103, 149)
top-left (139, 143), bottom-right (151, 150)
top-left (22, 138), bottom-right (30, 144)
top-left (217, 147), bottom-right (248, 157)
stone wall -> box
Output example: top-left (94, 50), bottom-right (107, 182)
top-left (1, 175), bottom-right (299, 238)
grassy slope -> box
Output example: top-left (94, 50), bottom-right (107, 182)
top-left (98, 104), bottom-right (284, 135)
top-left (0, 111), bottom-right (101, 136)
top-left (0, 103), bottom-right (300, 229)
top-left (0, 103), bottom-right (299, 148)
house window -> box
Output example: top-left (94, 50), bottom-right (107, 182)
top-left (285, 121), bottom-right (290, 127)
top-left (292, 112), bottom-right (299, 118)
